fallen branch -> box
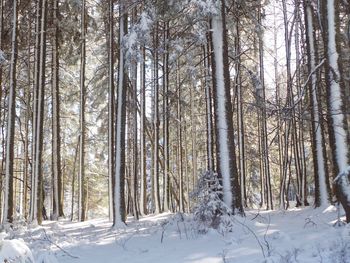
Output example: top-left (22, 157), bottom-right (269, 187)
top-left (41, 229), bottom-right (79, 259)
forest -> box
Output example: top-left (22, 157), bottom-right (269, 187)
top-left (0, 0), bottom-right (350, 262)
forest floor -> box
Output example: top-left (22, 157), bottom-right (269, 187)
top-left (2, 205), bottom-right (350, 263)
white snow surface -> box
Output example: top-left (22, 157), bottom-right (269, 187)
top-left (3, 206), bottom-right (350, 263)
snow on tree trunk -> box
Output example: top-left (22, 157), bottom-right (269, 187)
top-left (305, 3), bottom-right (329, 207)
top-left (211, 0), bottom-right (242, 212)
top-left (212, 3), bottom-right (231, 209)
top-left (114, 5), bottom-right (127, 226)
top-left (2, 0), bottom-right (17, 224)
top-left (326, 0), bottom-right (350, 222)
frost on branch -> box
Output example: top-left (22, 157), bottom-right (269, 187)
top-left (191, 171), bottom-right (233, 234)
top-left (122, 7), bottom-right (155, 64)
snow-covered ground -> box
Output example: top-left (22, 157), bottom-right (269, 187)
top-left (1, 206), bottom-right (350, 263)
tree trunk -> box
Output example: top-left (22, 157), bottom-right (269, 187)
top-left (152, 23), bottom-right (161, 214)
top-left (203, 43), bottom-right (214, 172)
top-left (107, 0), bottom-right (115, 221)
top-left (176, 62), bottom-right (184, 213)
top-left (257, 3), bottom-right (273, 210)
top-left (52, 0), bottom-right (64, 220)
top-left (2, 0), bottom-right (18, 224)
top-left (78, 0), bottom-right (87, 222)
top-left (163, 22), bottom-right (170, 212)
top-left (30, 0), bottom-right (42, 224)
top-left (139, 46), bottom-right (147, 215)
top-left (303, 0), bottom-right (330, 207)
top-left (32, 0), bottom-right (47, 225)
top-left (324, 0), bottom-right (350, 222)
top-left (210, 0), bottom-right (242, 213)
top-left (113, 3), bottom-right (127, 226)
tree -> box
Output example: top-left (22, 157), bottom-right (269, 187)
top-left (2, 0), bottom-right (18, 224)
top-left (52, 0), bottom-right (64, 220)
top-left (78, 0), bottom-right (87, 222)
top-left (107, 0), bottom-right (115, 222)
top-left (152, 23), bottom-right (161, 214)
top-left (324, 0), bottom-right (350, 222)
top-left (210, 0), bottom-right (242, 213)
top-left (303, 0), bottom-right (330, 207)
top-left (30, 0), bottom-right (48, 225)
top-left (113, 2), bottom-right (127, 226)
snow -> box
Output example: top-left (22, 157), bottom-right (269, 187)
top-left (3, 206), bottom-right (350, 263)
top-left (211, 2), bottom-right (232, 209)
top-left (0, 237), bottom-right (34, 263)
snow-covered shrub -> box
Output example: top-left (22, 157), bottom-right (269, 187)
top-left (0, 236), bottom-right (34, 263)
top-left (191, 171), bottom-right (233, 234)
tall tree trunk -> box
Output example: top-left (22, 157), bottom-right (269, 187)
top-left (176, 62), bottom-right (184, 213)
top-left (30, 0), bottom-right (42, 223)
top-left (210, 0), bottom-right (242, 213)
top-left (163, 22), bottom-right (170, 212)
top-left (152, 23), bottom-right (161, 214)
top-left (139, 46), bottom-right (147, 215)
top-left (71, 136), bottom-right (80, 221)
top-left (304, 0), bottom-right (330, 207)
top-left (78, 0), bottom-right (87, 222)
top-left (235, 19), bottom-right (247, 208)
top-left (107, 0), bottom-right (115, 221)
top-left (2, 0), bottom-right (18, 224)
top-left (52, 0), bottom-right (64, 219)
top-left (258, 3), bottom-right (273, 210)
top-left (33, 0), bottom-right (47, 225)
top-left (113, 3), bottom-right (127, 226)
top-left (131, 8), bottom-right (139, 219)
top-left (203, 43), bottom-right (214, 172)
top-left (324, 0), bottom-right (350, 222)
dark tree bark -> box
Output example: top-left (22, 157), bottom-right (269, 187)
top-left (2, 0), bottom-right (18, 224)
top-left (78, 0), bottom-right (87, 222)
top-left (52, 0), bottom-right (64, 219)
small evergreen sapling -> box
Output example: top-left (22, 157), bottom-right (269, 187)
top-left (191, 171), bottom-right (233, 233)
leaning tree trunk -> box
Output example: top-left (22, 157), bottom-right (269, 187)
top-left (210, 0), bottom-right (242, 213)
top-left (2, 0), bottom-right (18, 224)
